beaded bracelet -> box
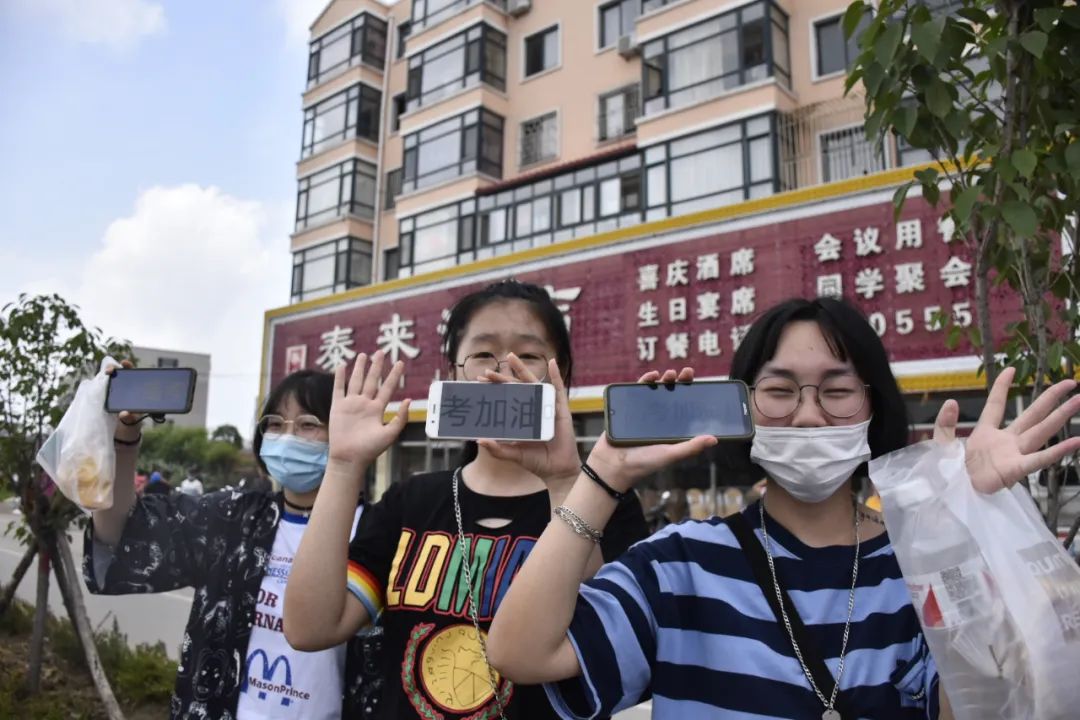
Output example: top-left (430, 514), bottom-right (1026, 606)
top-left (553, 506), bottom-right (603, 543)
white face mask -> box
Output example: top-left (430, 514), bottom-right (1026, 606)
top-left (749, 419), bottom-right (872, 504)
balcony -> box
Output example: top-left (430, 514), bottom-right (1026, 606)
top-left (407, 0), bottom-right (507, 46)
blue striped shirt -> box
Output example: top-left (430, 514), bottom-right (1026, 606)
top-left (544, 502), bottom-right (939, 719)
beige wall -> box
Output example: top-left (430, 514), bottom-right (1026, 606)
top-left (302, 0), bottom-right (866, 283)
top-left (291, 216), bottom-right (375, 252)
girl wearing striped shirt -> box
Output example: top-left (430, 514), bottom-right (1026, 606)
top-left (486, 297), bottom-right (1080, 720)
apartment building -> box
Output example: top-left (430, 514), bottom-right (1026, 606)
top-left (265, 0), bottom-right (1015, 509)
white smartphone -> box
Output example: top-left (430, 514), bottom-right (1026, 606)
top-left (425, 381), bottom-right (556, 442)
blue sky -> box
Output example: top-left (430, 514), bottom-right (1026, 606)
top-left (0, 0), bottom-right (350, 437)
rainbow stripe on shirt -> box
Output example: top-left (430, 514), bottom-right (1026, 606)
top-left (346, 560), bottom-right (384, 620)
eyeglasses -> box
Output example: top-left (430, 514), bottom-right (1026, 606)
top-left (750, 376), bottom-right (869, 420)
top-left (258, 414), bottom-right (326, 439)
top-left (455, 352), bottom-right (549, 381)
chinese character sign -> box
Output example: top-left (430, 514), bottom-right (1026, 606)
top-left (268, 196), bottom-right (1020, 398)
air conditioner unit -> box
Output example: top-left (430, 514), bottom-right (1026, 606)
top-left (617, 34), bottom-right (640, 58)
top-left (508, 0), bottom-right (531, 17)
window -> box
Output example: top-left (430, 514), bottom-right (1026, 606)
top-left (642, 1), bottom-right (790, 115)
top-left (307, 14), bottom-right (388, 86)
top-left (397, 20), bottom-right (412, 59)
top-left (598, 85), bottom-right (640, 141)
top-left (813, 14), bottom-right (865, 78)
top-left (295, 159), bottom-right (377, 230)
top-left (402, 108), bottom-right (504, 193)
top-left (383, 248), bottom-right (400, 280)
top-left (820, 125), bottom-right (887, 183)
top-left (395, 199), bottom-right (477, 277)
top-left (642, 0), bottom-right (676, 11)
top-left (385, 168), bottom-right (403, 210)
top-left (520, 112), bottom-right (558, 167)
top-left (301, 84), bottom-right (382, 158)
top-left (411, 0), bottom-right (507, 33)
top-left (645, 114), bottom-right (777, 217)
top-left (391, 93), bottom-right (407, 132)
top-left (157, 357), bottom-right (179, 368)
top-left (291, 237), bottom-right (373, 302)
top-left (524, 26), bottom-right (559, 77)
top-left (406, 24), bottom-right (506, 111)
top-left (599, 0), bottom-right (639, 49)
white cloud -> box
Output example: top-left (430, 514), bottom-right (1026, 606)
top-left (70, 185), bottom-right (292, 438)
top-left (9, 0), bottom-right (165, 51)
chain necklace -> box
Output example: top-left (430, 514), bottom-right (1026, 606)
top-left (759, 498), bottom-right (860, 720)
top-left (452, 467), bottom-right (509, 720)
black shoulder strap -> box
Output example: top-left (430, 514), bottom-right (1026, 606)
top-left (725, 510), bottom-right (850, 720)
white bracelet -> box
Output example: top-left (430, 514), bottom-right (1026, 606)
top-left (553, 505), bottom-right (603, 543)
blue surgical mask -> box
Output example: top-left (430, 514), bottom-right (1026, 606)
top-left (259, 433), bottom-right (329, 494)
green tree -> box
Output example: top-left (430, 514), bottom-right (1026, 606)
top-left (0, 293), bottom-right (129, 715)
top-left (845, 0), bottom-right (1080, 545)
top-left (211, 424), bottom-right (243, 449)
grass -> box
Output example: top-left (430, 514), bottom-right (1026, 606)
top-left (0, 598), bottom-right (175, 718)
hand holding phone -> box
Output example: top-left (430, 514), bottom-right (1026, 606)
top-left (105, 368), bottom-right (198, 415)
top-left (605, 378), bottom-right (754, 446)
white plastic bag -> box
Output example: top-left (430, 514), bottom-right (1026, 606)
top-left (36, 357), bottom-right (119, 512)
top-left (871, 440), bottom-right (1080, 720)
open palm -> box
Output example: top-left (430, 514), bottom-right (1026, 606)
top-left (933, 367), bottom-right (1080, 493)
top-left (328, 351), bottom-right (411, 468)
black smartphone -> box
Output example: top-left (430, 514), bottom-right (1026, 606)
top-left (105, 368), bottom-right (198, 415)
top-left (604, 380), bottom-right (755, 446)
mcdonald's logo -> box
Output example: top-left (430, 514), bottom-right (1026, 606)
top-left (242, 649), bottom-right (294, 707)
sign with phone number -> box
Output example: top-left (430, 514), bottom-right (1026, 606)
top-left (266, 195), bottom-right (1024, 400)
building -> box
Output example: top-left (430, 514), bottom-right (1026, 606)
top-left (264, 0), bottom-right (1016, 511)
top-left (133, 346), bottom-right (211, 429)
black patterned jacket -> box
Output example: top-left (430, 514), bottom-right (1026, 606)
top-left (83, 488), bottom-right (383, 720)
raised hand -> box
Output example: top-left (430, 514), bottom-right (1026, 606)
top-left (328, 351), bottom-right (411, 469)
top-left (477, 355), bottom-right (582, 484)
top-left (585, 368), bottom-right (718, 492)
top-left (933, 367), bottom-right (1080, 493)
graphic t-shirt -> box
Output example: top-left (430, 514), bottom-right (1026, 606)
top-left (238, 507), bottom-right (363, 719)
top-left (346, 470), bottom-right (648, 720)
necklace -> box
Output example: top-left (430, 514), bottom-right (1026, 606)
top-left (452, 467), bottom-right (509, 720)
top-left (283, 498), bottom-right (314, 514)
top-left (759, 498), bottom-right (860, 720)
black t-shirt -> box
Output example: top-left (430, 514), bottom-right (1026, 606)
top-left (347, 469), bottom-right (648, 720)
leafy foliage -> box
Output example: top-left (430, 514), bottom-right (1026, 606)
top-left (846, 0), bottom-right (1080, 532)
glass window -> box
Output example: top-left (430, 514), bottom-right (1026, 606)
top-left (291, 237), bottom-right (372, 302)
top-left (820, 125), bottom-right (887, 183)
top-left (599, 178), bottom-right (620, 216)
top-left (520, 112), bottom-right (558, 166)
top-left (411, 0), bottom-right (508, 32)
top-left (524, 26), bottom-right (559, 77)
top-left (385, 168), bottom-right (402, 210)
top-left (397, 21), bottom-right (412, 59)
top-left (599, 0), bottom-right (639, 49)
top-left (642, 2), bottom-right (789, 115)
top-left (157, 357), bottom-right (179, 368)
top-left (302, 84), bottom-right (382, 158)
top-left (598, 85), bottom-right (640, 142)
top-left (814, 14), bottom-right (866, 78)
top-left (559, 188), bottom-right (581, 226)
top-left (296, 159), bottom-right (377, 230)
top-left (395, 201), bottom-right (477, 275)
top-left (308, 14), bottom-right (388, 86)
top-left (391, 94), bottom-right (406, 132)
top-left (401, 108), bottom-right (504, 193)
top-left (406, 25), bottom-right (506, 111)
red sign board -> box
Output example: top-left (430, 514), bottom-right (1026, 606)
top-left (266, 196), bottom-right (1020, 400)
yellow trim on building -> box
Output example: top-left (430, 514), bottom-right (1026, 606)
top-left (260, 163), bottom-right (940, 401)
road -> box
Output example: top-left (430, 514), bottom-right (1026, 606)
top-left (0, 504), bottom-right (652, 718)
top-left (0, 505), bottom-right (192, 658)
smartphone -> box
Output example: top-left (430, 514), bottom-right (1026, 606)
top-left (105, 368), bottom-right (198, 415)
top-left (604, 380), bottom-right (754, 446)
top-left (426, 381), bottom-right (556, 442)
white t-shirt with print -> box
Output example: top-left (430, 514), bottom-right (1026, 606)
top-left (237, 506), bottom-right (363, 719)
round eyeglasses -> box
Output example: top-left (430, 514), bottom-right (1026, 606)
top-left (750, 376), bottom-right (869, 419)
top-left (455, 352), bottom-right (550, 381)
top-left (257, 414), bottom-right (327, 439)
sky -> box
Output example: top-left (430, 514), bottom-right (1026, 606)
top-left (0, 0), bottom-right (389, 439)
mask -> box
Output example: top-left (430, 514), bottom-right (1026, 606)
top-left (259, 433), bottom-right (329, 494)
top-left (749, 419), bottom-right (872, 504)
